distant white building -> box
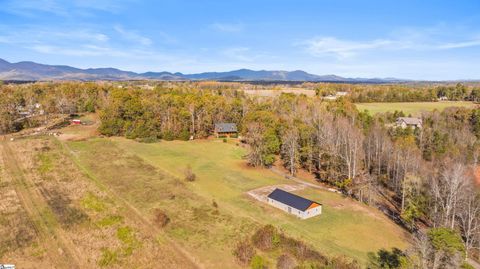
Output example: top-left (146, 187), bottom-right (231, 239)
top-left (322, 91), bottom-right (348, 101)
top-left (267, 188), bottom-right (322, 219)
top-left (396, 117), bottom-right (422, 129)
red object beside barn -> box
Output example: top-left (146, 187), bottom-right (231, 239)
top-left (72, 119), bottom-right (81, 125)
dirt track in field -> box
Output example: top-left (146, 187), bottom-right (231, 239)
top-left (0, 136), bottom-right (202, 269)
top-left (59, 140), bottom-right (203, 269)
top-left (0, 141), bottom-right (85, 268)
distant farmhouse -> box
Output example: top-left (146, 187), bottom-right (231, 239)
top-left (214, 123), bottom-right (238, 138)
top-left (396, 117), bottom-right (422, 129)
top-left (267, 188), bottom-right (322, 219)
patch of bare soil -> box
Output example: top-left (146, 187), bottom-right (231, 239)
top-left (57, 114), bottom-right (100, 141)
top-left (247, 184), bottom-right (307, 203)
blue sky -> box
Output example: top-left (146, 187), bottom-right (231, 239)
top-left (0, 0), bottom-right (479, 80)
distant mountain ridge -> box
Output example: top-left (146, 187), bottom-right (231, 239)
top-left (0, 58), bottom-right (406, 82)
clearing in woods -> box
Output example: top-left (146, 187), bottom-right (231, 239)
top-left (355, 101), bottom-right (477, 116)
top-left (1, 117), bottom-right (409, 267)
top-left (65, 136), bottom-right (409, 266)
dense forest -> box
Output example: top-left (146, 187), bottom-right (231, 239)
top-left (2, 81), bottom-right (480, 268)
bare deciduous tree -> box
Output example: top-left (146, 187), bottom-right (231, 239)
top-left (432, 162), bottom-right (469, 228)
top-left (281, 126), bottom-right (299, 175)
top-left (457, 185), bottom-right (480, 258)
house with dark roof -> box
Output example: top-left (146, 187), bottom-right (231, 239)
top-left (214, 123), bottom-right (238, 138)
top-left (267, 188), bottom-right (322, 219)
top-left (395, 117), bottom-right (422, 129)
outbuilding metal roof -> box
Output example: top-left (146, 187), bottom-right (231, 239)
top-left (214, 123), bottom-right (237, 133)
top-left (267, 188), bottom-right (320, 211)
top-left (396, 117), bottom-right (422, 125)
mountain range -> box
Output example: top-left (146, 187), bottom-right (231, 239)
top-left (0, 58), bottom-right (405, 83)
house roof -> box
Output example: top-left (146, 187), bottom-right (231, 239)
top-left (214, 123), bottom-right (237, 133)
top-left (267, 188), bottom-right (320, 211)
top-left (397, 117), bottom-right (422, 125)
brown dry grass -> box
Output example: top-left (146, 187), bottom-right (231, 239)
top-left (0, 137), bottom-right (199, 268)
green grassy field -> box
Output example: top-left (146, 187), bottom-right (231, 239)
top-left (65, 137), bottom-right (408, 266)
top-left (356, 101), bottom-right (477, 116)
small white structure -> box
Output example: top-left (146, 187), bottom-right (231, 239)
top-left (396, 117), bottom-right (422, 129)
top-left (267, 188), bottom-right (322, 219)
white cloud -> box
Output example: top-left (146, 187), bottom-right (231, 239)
top-left (436, 40), bottom-right (480, 49)
top-left (114, 26), bottom-right (152, 46)
top-left (30, 44), bottom-right (129, 57)
top-left (301, 34), bottom-right (480, 59)
top-left (302, 37), bottom-right (394, 58)
top-left (0, 25), bottom-right (158, 61)
top-left (5, 0), bottom-right (67, 16)
top-left (210, 23), bottom-right (244, 33)
top-left (72, 0), bottom-right (130, 12)
top-left (52, 31), bottom-right (110, 43)
top-left (3, 0), bottom-right (130, 17)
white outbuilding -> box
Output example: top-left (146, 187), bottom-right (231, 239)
top-left (267, 188), bottom-right (322, 219)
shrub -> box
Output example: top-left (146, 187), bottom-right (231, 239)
top-left (153, 209), bottom-right (170, 228)
top-left (367, 248), bottom-right (408, 269)
top-left (223, 138), bottom-right (227, 143)
top-left (280, 235), bottom-right (326, 262)
top-left (252, 224), bottom-right (280, 251)
top-left (428, 227), bottom-right (465, 255)
top-left (233, 240), bottom-right (255, 266)
top-left (162, 130), bottom-right (175, 141)
top-left (184, 165), bottom-right (196, 182)
top-left (328, 256), bottom-right (361, 269)
top-left (276, 254), bottom-right (297, 269)
top-left (178, 129), bottom-right (191, 141)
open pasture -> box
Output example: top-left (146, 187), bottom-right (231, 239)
top-left (355, 101), bottom-right (477, 116)
top-left (65, 137), bottom-right (409, 265)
